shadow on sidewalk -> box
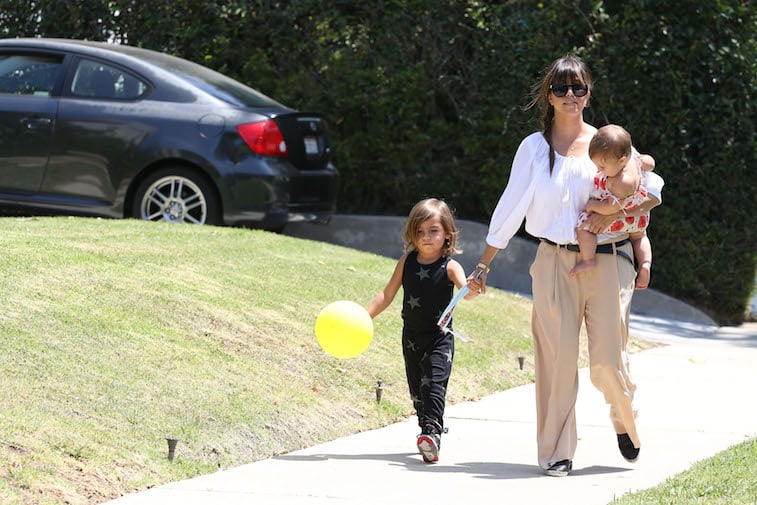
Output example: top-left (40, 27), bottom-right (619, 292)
top-left (275, 452), bottom-right (631, 480)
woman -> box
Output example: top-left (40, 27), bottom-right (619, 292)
top-left (468, 54), bottom-right (663, 477)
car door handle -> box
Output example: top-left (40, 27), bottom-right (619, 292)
top-left (21, 116), bottom-right (53, 130)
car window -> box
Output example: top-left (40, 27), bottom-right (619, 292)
top-left (0, 53), bottom-right (63, 96)
top-left (70, 59), bottom-right (148, 100)
top-left (176, 66), bottom-right (283, 108)
top-left (131, 49), bottom-right (283, 108)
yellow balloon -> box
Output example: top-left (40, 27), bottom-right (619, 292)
top-left (315, 300), bottom-right (373, 359)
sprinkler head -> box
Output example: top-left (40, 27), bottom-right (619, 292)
top-left (166, 437), bottom-right (179, 462)
top-left (375, 380), bottom-right (384, 403)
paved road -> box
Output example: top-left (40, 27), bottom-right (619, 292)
top-left (105, 318), bottom-right (757, 505)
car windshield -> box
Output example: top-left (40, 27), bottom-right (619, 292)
top-left (134, 49), bottom-right (284, 109)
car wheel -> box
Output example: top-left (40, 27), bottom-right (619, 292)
top-left (132, 167), bottom-right (221, 225)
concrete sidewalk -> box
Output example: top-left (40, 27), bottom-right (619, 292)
top-left (105, 318), bottom-right (757, 505)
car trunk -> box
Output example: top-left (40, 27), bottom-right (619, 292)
top-left (274, 112), bottom-right (332, 171)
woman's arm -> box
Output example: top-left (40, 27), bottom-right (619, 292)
top-left (628, 193), bottom-right (661, 215)
top-left (584, 194), bottom-right (660, 233)
top-left (486, 135), bottom-right (540, 249)
top-left (585, 198), bottom-right (622, 215)
top-left (467, 244), bottom-right (500, 295)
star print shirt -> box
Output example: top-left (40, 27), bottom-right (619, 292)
top-left (401, 251), bottom-right (454, 334)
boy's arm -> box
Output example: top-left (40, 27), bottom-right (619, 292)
top-left (367, 255), bottom-right (406, 318)
top-left (447, 259), bottom-right (477, 300)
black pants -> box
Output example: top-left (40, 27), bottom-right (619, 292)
top-left (402, 328), bottom-right (455, 432)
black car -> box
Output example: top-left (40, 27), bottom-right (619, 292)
top-left (0, 38), bottom-right (338, 228)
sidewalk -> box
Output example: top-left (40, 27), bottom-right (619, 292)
top-left (105, 318), bottom-right (757, 505)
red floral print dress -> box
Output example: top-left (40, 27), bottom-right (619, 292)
top-left (576, 157), bottom-right (650, 234)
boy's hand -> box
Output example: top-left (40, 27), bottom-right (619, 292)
top-left (467, 269), bottom-right (487, 295)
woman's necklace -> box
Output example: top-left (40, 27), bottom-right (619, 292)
top-left (553, 133), bottom-right (580, 155)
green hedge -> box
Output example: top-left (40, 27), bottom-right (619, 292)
top-left (591, 0), bottom-right (756, 324)
top-left (1, 0), bottom-right (754, 324)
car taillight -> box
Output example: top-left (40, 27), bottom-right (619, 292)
top-left (236, 120), bottom-right (288, 157)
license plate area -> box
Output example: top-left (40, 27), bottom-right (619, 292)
top-left (304, 137), bottom-right (319, 155)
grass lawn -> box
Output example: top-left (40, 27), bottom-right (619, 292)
top-left (609, 438), bottom-right (757, 504)
top-left (0, 216), bottom-right (539, 504)
top-left (0, 216), bottom-right (751, 504)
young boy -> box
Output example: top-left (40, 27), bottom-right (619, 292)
top-left (367, 198), bottom-right (474, 463)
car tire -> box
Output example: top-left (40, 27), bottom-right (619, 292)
top-left (132, 167), bottom-right (221, 225)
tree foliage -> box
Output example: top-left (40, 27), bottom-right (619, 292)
top-left (0, 0), bottom-right (754, 324)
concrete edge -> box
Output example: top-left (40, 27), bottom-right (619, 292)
top-left (284, 215), bottom-right (718, 327)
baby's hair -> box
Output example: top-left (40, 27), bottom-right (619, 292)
top-left (589, 124), bottom-right (632, 160)
top-left (402, 198), bottom-right (460, 256)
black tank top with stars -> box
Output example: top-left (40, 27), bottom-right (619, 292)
top-left (402, 251), bottom-right (454, 335)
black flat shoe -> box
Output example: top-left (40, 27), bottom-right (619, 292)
top-left (545, 459), bottom-right (572, 477)
top-left (617, 433), bottom-right (640, 462)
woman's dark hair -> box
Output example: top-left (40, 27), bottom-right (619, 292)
top-left (526, 54), bottom-right (593, 174)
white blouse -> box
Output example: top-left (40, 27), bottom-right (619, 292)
top-left (486, 132), bottom-right (664, 249)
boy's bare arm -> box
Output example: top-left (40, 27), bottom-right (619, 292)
top-left (447, 260), bottom-right (477, 300)
top-left (367, 255), bottom-right (406, 318)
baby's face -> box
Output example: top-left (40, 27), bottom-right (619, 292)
top-left (592, 154), bottom-right (626, 177)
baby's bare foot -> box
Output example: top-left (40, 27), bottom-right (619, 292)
top-left (569, 259), bottom-right (596, 277)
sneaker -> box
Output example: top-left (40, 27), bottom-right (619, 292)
top-left (416, 431), bottom-right (440, 463)
top-left (545, 459), bottom-right (572, 477)
top-left (617, 433), bottom-right (640, 462)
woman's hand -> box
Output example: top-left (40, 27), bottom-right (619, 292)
top-left (585, 212), bottom-right (615, 234)
top-left (468, 246), bottom-right (499, 296)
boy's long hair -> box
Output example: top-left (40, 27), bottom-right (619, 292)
top-left (402, 198), bottom-right (460, 256)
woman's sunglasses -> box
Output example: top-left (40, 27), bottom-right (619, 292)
top-left (550, 83), bottom-right (589, 97)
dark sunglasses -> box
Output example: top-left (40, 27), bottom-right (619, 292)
top-left (550, 83), bottom-right (590, 97)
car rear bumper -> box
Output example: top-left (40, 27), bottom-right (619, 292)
top-left (220, 158), bottom-right (339, 229)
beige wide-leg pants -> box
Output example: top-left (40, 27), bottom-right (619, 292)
top-left (529, 239), bottom-right (639, 469)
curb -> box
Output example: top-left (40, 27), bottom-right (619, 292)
top-left (284, 215), bottom-right (717, 326)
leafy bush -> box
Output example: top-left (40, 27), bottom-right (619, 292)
top-left (0, 0), bottom-right (754, 323)
top-left (591, 0), bottom-right (756, 323)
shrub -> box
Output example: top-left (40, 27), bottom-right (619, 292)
top-left (0, 0), bottom-right (753, 323)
